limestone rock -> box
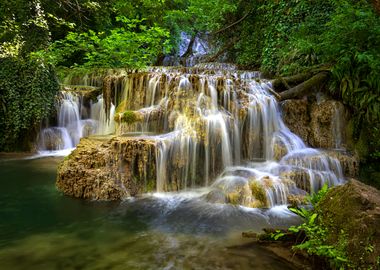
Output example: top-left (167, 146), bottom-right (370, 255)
top-left (309, 100), bottom-right (345, 149)
top-left (280, 99), bottom-right (310, 144)
top-left (272, 139), bottom-right (288, 161)
top-left (205, 189), bottom-right (227, 204)
top-left (324, 150), bottom-right (359, 178)
top-left (316, 180), bottom-right (380, 269)
top-left (281, 170), bottom-right (312, 193)
top-left (281, 99), bottom-right (349, 150)
top-left (56, 136), bottom-right (157, 200)
top-left (287, 194), bottom-right (307, 207)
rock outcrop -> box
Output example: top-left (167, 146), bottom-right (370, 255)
top-left (281, 98), bottom-right (360, 178)
top-left (56, 136), bottom-right (157, 200)
top-left (281, 99), bottom-right (310, 144)
top-left (281, 99), bottom-right (347, 149)
top-left (323, 150), bottom-right (359, 178)
top-left (316, 180), bottom-right (380, 269)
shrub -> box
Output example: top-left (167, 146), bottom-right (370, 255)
top-left (0, 57), bottom-right (59, 151)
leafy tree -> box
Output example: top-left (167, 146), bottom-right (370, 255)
top-left (34, 17), bottom-right (171, 68)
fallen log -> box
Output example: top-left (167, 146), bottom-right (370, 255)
top-left (272, 66), bottom-right (332, 92)
top-left (272, 73), bottom-right (312, 91)
top-left (279, 71), bottom-right (329, 101)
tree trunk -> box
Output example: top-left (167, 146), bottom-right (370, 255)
top-left (279, 71), bottom-right (329, 101)
top-left (272, 66), bottom-right (332, 92)
top-left (181, 33), bottom-right (197, 58)
top-left (211, 10), bottom-right (252, 35)
top-left (373, 0), bottom-right (380, 14)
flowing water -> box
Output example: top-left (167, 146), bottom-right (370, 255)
top-left (18, 64), bottom-right (348, 269)
top-left (37, 90), bottom-right (115, 155)
top-left (0, 156), bottom-right (300, 270)
top-left (109, 66), bottom-right (344, 206)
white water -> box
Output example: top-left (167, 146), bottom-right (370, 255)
top-left (39, 66), bottom-right (346, 208)
top-left (37, 91), bottom-right (115, 155)
top-left (109, 67), bottom-right (345, 207)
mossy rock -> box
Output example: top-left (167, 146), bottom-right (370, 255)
top-left (114, 110), bottom-right (142, 124)
top-left (115, 100), bottom-right (128, 114)
top-left (249, 180), bottom-right (268, 207)
top-left (316, 180), bottom-right (380, 269)
top-left (355, 129), bottom-right (370, 162)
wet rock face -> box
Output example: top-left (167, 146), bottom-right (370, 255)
top-left (324, 150), bottom-right (359, 178)
top-left (317, 180), bottom-right (380, 269)
top-left (56, 136), bottom-right (157, 200)
top-left (309, 100), bottom-right (341, 148)
top-left (281, 98), bottom-right (360, 178)
top-left (281, 99), bottom-right (347, 149)
top-left (281, 99), bottom-right (310, 144)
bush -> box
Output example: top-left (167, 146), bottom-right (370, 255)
top-left (0, 57), bottom-right (59, 151)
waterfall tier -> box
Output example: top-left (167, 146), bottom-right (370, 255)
top-left (55, 66), bottom-right (356, 208)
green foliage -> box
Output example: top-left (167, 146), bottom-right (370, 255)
top-left (308, 182), bottom-right (329, 206)
top-left (289, 185), bottom-right (351, 269)
top-left (121, 111), bottom-right (139, 124)
top-left (0, 57), bottom-right (59, 151)
top-left (271, 184), bottom-right (351, 269)
top-left (35, 17), bottom-right (170, 68)
top-left (322, 3), bottom-right (380, 156)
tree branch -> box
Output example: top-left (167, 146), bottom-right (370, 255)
top-left (212, 10), bottom-right (252, 35)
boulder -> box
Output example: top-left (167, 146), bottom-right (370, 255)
top-left (316, 180), bottom-right (380, 269)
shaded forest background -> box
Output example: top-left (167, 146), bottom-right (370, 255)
top-left (0, 0), bottom-right (379, 180)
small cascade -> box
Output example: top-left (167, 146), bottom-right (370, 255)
top-left (163, 32), bottom-right (210, 67)
top-left (37, 90), bottom-right (115, 153)
top-left (104, 66), bottom-right (346, 207)
top-left (91, 96), bottom-right (115, 135)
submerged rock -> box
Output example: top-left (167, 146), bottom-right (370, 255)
top-left (56, 136), bottom-right (157, 200)
top-left (316, 180), bottom-right (380, 269)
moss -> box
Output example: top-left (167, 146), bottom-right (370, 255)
top-left (355, 129), bottom-right (370, 161)
top-left (249, 181), bottom-right (268, 206)
top-left (226, 191), bottom-right (240, 205)
top-left (316, 180), bottom-right (380, 269)
top-left (116, 110), bottom-right (140, 124)
top-left (145, 178), bottom-right (156, 192)
top-left (115, 100), bottom-right (128, 114)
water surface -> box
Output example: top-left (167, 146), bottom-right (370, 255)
top-left (0, 156), bottom-right (300, 270)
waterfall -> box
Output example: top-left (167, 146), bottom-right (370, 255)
top-left (37, 91), bottom-right (115, 153)
top-left (109, 66), bottom-right (345, 207)
top-left (49, 66), bottom-right (346, 208)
